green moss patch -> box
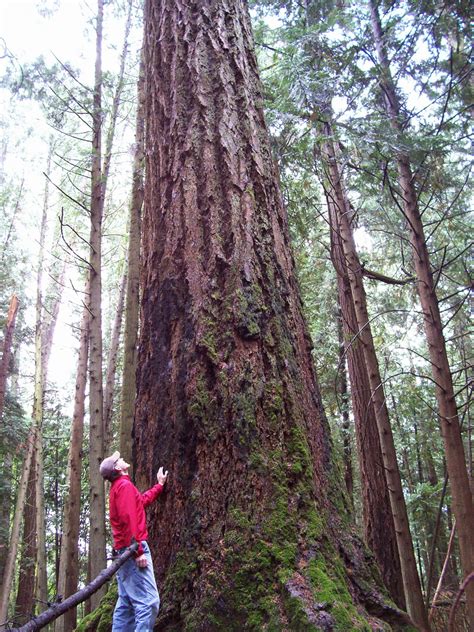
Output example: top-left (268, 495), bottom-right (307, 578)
top-left (75, 582), bottom-right (117, 632)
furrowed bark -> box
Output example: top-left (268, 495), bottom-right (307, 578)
top-left (369, 1), bottom-right (474, 624)
top-left (130, 2), bottom-right (414, 630)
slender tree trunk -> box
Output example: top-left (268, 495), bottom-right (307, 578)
top-left (321, 121), bottom-right (429, 629)
top-left (103, 271), bottom-right (127, 449)
top-left (0, 294), bottom-right (19, 420)
top-left (0, 451), bottom-right (13, 583)
top-left (336, 307), bottom-right (353, 502)
top-left (14, 448), bottom-right (38, 622)
top-left (15, 145), bottom-right (52, 620)
top-left (0, 429), bottom-right (35, 627)
top-left (88, 0), bottom-right (107, 611)
top-left (0, 295), bottom-right (19, 585)
top-left (101, 0), bottom-right (132, 194)
top-left (129, 2), bottom-right (413, 630)
top-left (33, 149), bottom-right (53, 615)
top-left (34, 425), bottom-right (48, 612)
top-left (325, 146), bottom-right (406, 610)
top-left (369, 1), bottom-right (474, 623)
top-left (120, 55), bottom-right (145, 465)
top-left (41, 264), bottom-right (66, 378)
top-left (55, 302), bottom-right (89, 632)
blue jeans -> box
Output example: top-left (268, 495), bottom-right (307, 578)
top-left (112, 541), bottom-right (160, 631)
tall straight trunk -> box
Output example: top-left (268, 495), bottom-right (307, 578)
top-left (129, 2), bottom-right (412, 630)
top-left (88, 0), bottom-right (106, 610)
top-left (0, 298), bottom-right (20, 581)
top-left (336, 308), bottom-right (353, 501)
top-left (101, 0), bottom-right (132, 194)
top-left (34, 423), bottom-right (48, 611)
top-left (15, 147), bottom-right (52, 619)
top-left (369, 1), bottom-right (474, 623)
top-left (14, 448), bottom-right (38, 621)
top-left (0, 450), bottom-right (13, 584)
top-left (86, 0), bottom-right (131, 603)
top-left (0, 297), bottom-right (19, 586)
top-left (321, 122), bottom-right (429, 629)
top-left (0, 294), bottom-right (19, 419)
top-left (41, 264), bottom-right (67, 377)
top-left (120, 56), bottom-right (145, 465)
top-left (103, 271), bottom-right (127, 449)
top-left (55, 301), bottom-right (89, 632)
top-left (326, 151), bottom-right (406, 610)
top-left (0, 429), bottom-right (35, 626)
top-left (33, 147), bottom-right (54, 614)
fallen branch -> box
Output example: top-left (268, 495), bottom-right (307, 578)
top-left (9, 542), bottom-right (138, 632)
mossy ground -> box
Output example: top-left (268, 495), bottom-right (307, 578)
top-left (75, 582), bottom-right (117, 632)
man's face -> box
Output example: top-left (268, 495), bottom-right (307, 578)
top-left (114, 456), bottom-right (130, 473)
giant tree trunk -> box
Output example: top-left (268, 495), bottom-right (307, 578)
top-left (54, 299), bottom-right (89, 632)
top-left (119, 56), bottom-right (145, 466)
top-left (88, 0), bottom-right (107, 611)
top-left (327, 184), bottom-right (406, 610)
top-left (0, 294), bottom-right (19, 420)
top-left (369, 1), bottom-right (474, 624)
top-left (130, 2), bottom-right (413, 630)
top-left (321, 122), bottom-right (429, 629)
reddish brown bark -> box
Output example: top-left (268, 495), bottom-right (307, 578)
top-left (321, 122), bottom-right (429, 629)
top-left (369, 1), bottom-right (474, 624)
top-left (0, 294), bottom-right (19, 420)
top-left (130, 2), bottom-right (412, 630)
top-left (329, 198), bottom-right (406, 609)
top-left (336, 309), bottom-right (353, 502)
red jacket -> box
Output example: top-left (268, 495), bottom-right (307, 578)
top-left (109, 474), bottom-right (163, 557)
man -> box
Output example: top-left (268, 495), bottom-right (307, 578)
top-left (99, 451), bottom-right (168, 631)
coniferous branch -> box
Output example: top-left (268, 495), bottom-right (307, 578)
top-left (43, 173), bottom-right (90, 214)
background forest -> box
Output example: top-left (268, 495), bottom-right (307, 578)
top-left (0, 0), bottom-right (472, 631)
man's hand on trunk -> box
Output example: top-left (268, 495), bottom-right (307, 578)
top-left (157, 466), bottom-right (168, 486)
